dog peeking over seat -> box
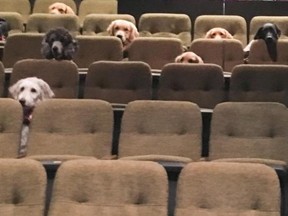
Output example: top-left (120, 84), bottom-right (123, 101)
top-left (175, 52), bottom-right (204, 64)
top-left (244, 23), bottom-right (281, 61)
top-left (48, 2), bottom-right (75, 15)
top-left (107, 19), bottom-right (139, 51)
top-left (41, 27), bottom-right (78, 60)
top-left (205, 27), bottom-right (233, 39)
top-left (9, 77), bottom-right (54, 157)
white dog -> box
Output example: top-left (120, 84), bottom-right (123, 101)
top-left (9, 77), bottom-right (54, 157)
top-left (107, 19), bottom-right (139, 50)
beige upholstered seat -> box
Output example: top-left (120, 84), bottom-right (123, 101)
top-left (32, 0), bottom-right (77, 14)
top-left (78, 0), bottom-right (118, 26)
top-left (208, 102), bottom-right (288, 165)
top-left (25, 99), bottom-right (114, 161)
top-left (0, 0), bottom-right (31, 23)
top-left (0, 62), bottom-right (5, 97)
top-left (2, 33), bottom-right (44, 68)
top-left (48, 159), bottom-right (168, 216)
top-left (0, 99), bottom-right (22, 158)
top-left (0, 12), bottom-right (24, 34)
top-left (138, 13), bottom-right (192, 48)
top-left (118, 100), bottom-right (202, 163)
top-left (82, 14), bottom-right (135, 36)
top-left (175, 161), bottom-right (280, 216)
top-left (84, 61), bottom-right (152, 104)
top-left (127, 37), bottom-right (184, 71)
top-left (73, 35), bottom-right (123, 69)
top-left (247, 40), bottom-right (288, 64)
top-left (0, 158), bottom-right (47, 215)
top-left (10, 59), bottom-right (79, 98)
top-left (194, 15), bottom-right (247, 46)
top-left (26, 13), bottom-right (80, 35)
top-left (158, 63), bottom-right (227, 109)
top-left (189, 38), bottom-right (244, 72)
top-left (229, 64), bottom-right (288, 106)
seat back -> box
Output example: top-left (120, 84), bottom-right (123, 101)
top-left (78, 0), bottom-right (118, 25)
top-left (0, 159), bottom-right (47, 215)
top-left (73, 35), bottom-right (123, 69)
top-left (158, 63), bottom-right (227, 109)
top-left (118, 100), bottom-right (202, 162)
top-left (10, 59), bottom-right (79, 98)
top-left (0, 99), bottom-right (22, 158)
top-left (249, 16), bottom-right (288, 41)
top-left (0, 62), bottom-right (5, 97)
top-left (26, 13), bottom-right (80, 35)
top-left (175, 162), bottom-right (280, 216)
top-left (229, 64), bottom-right (288, 106)
top-left (82, 14), bottom-right (135, 36)
top-left (127, 37), bottom-right (183, 70)
top-left (2, 33), bottom-right (44, 68)
top-left (0, 12), bottom-right (24, 34)
top-left (26, 99), bottom-right (114, 160)
top-left (0, 0), bottom-right (31, 23)
top-left (138, 13), bottom-right (192, 48)
top-left (194, 15), bottom-right (247, 46)
top-left (209, 102), bottom-right (288, 164)
top-left (84, 61), bottom-right (152, 104)
top-left (32, 0), bottom-right (77, 14)
top-left (48, 159), bottom-right (168, 216)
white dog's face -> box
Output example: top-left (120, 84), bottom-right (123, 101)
top-left (107, 19), bottom-right (139, 46)
top-left (175, 52), bottom-right (204, 64)
top-left (9, 77), bottom-right (55, 108)
top-left (205, 27), bottom-right (233, 39)
top-left (48, 2), bottom-right (75, 15)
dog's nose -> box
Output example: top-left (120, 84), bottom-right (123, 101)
top-left (19, 99), bottom-right (26, 106)
top-left (116, 35), bottom-right (123, 39)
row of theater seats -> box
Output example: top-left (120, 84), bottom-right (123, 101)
top-left (0, 158), bottom-right (282, 216)
top-left (2, 59), bottom-right (288, 109)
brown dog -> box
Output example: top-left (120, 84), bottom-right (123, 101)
top-left (175, 52), bottom-right (204, 64)
top-left (205, 27), bottom-right (233, 39)
top-left (107, 19), bottom-right (139, 50)
top-left (49, 2), bottom-right (75, 15)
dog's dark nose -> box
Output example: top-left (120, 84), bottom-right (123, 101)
top-left (116, 35), bottom-right (123, 39)
top-left (19, 99), bottom-right (26, 106)
top-left (52, 46), bottom-right (58, 52)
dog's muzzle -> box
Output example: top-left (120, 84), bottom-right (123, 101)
top-left (52, 41), bottom-right (64, 59)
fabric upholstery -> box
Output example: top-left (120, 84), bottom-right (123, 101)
top-left (0, 99), bottom-right (22, 158)
top-left (26, 99), bottom-right (114, 161)
top-left (158, 63), bottom-right (227, 109)
top-left (0, 12), bottom-right (24, 34)
top-left (194, 15), bottom-right (247, 46)
top-left (11, 59), bottom-right (79, 98)
top-left (73, 35), bottom-right (123, 68)
top-left (229, 64), bottom-right (288, 106)
top-left (0, 62), bottom-right (5, 97)
top-left (26, 13), bottom-right (80, 35)
top-left (249, 16), bottom-right (288, 41)
top-left (2, 33), bottom-right (44, 68)
top-left (0, 0), bottom-right (31, 23)
top-left (32, 0), bottom-right (77, 14)
top-left (118, 100), bottom-right (202, 162)
top-left (127, 37), bottom-right (184, 70)
top-left (84, 61), bottom-right (152, 104)
top-left (208, 102), bottom-right (288, 164)
top-left (138, 13), bottom-right (192, 48)
top-left (175, 161), bottom-right (280, 216)
top-left (0, 159), bottom-right (47, 216)
top-left (48, 159), bottom-right (168, 216)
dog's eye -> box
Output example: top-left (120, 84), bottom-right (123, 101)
top-left (124, 28), bottom-right (129, 32)
top-left (58, 8), bottom-right (64, 13)
top-left (20, 87), bottom-right (24, 92)
top-left (114, 26), bottom-right (119, 30)
top-left (31, 88), bottom-right (37, 93)
top-left (188, 59), bottom-right (194, 63)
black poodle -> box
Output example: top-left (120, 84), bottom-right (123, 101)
top-left (41, 27), bottom-right (78, 60)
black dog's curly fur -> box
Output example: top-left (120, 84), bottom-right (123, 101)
top-left (41, 27), bottom-right (78, 60)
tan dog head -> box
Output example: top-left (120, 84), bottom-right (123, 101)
top-left (175, 52), bottom-right (204, 64)
top-left (107, 19), bottom-right (139, 48)
top-left (205, 27), bottom-right (233, 39)
top-left (49, 2), bottom-right (75, 15)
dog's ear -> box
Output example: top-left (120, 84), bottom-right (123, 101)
top-left (254, 27), bottom-right (264, 39)
top-left (37, 79), bottom-right (55, 99)
top-left (275, 24), bottom-right (281, 37)
top-left (107, 21), bottom-right (116, 36)
top-left (224, 29), bottom-right (233, 39)
top-left (9, 80), bottom-right (22, 99)
top-left (128, 22), bottom-right (139, 42)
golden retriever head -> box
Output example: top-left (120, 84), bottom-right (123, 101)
top-left (107, 19), bottom-right (139, 47)
top-left (205, 27), bottom-right (233, 39)
top-left (48, 2), bottom-right (75, 15)
top-left (175, 52), bottom-right (204, 64)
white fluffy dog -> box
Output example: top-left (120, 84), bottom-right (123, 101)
top-left (9, 77), bottom-right (54, 157)
top-left (107, 19), bottom-right (139, 50)
top-left (175, 52), bottom-right (204, 64)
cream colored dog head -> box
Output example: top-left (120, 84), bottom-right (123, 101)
top-left (49, 2), bottom-right (75, 15)
top-left (107, 19), bottom-right (139, 48)
top-left (205, 27), bottom-right (233, 39)
top-left (175, 52), bottom-right (204, 64)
